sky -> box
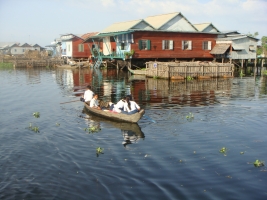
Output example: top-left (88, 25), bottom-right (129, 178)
top-left (0, 0), bottom-right (266, 47)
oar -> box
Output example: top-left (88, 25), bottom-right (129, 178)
top-left (143, 114), bottom-right (156, 123)
top-left (60, 99), bottom-right (81, 104)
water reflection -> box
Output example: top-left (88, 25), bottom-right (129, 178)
top-left (53, 68), bottom-right (267, 109)
top-left (82, 108), bottom-right (145, 147)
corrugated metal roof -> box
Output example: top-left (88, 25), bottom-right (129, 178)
top-left (194, 23), bottom-right (210, 31)
top-left (194, 23), bottom-right (220, 32)
top-left (21, 43), bottom-right (32, 47)
top-left (145, 12), bottom-right (179, 29)
top-left (210, 44), bottom-right (230, 54)
top-left (100, 19), bottom-right (145, 33)
top-left (81, 32), bottom-right (99, 40)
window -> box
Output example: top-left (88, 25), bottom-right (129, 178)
top-left (182, 40), bottom-right (192, 50)
top-left (78, 44), bottom-right (84, 52)
top-left (120, 43), bottom-right (125, 50)
top-left (249, 45), bottom-right (255, 51)
top-left (162, 40), bottom-right (173, 50)
top-left (138, 40), bottom-right (151, 50)
top-left (203, 41), bottom-right (212, 50)
top-left (22, 49), bottom-right (25, 52)
top-left (14, 49), bottom-right (17, 52)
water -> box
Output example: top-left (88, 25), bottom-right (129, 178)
top-left (0, 67), bottom-right (267, 200)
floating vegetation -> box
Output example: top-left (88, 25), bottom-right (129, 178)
top-left (46, 65), bottom-right (50, 69)
top-left (33, 112), bottom-right (40, 118)
top-left (263, 70), bottom-right (267, 76)
top-left (186, 76), bottom-right (194, 81)
top-left (219, 147), bottom-right (227, 154)
top-left (153, 76), bottom-right (159, 79)
top-left (96, 147), bottom-right (104, 157)
top-left (240, 71), bottom-right (245, 77)
top-left (56, 123), bottom-right (60, 126)
top-left (240, 152), bottom-right (244, 155)
top-left (186, 112), bottom-right (194, 120)
top-left (84, 126), bottom-right (101, 133)
top-left (28, 123), bottom-right (39, 133)
top-left (254, 160), bottom-right (265, 167)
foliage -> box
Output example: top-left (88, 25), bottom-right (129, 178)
top-left (84, 126), bottom-right (101, 133)
top-left (240, 70), bottom-right (245, 77)
top-left (219, 147), bottom-right (227, 154)
top-left (186, 112), bottom-right (194, 120)
top-left (56, 123), bottom-right (60, 126)
top-left (96, 147), bottom-right (104, 157)
top-left (256, 36), bottom-right (267, 56)
top-left (33, 112), bottom-right (40, 118)
top-left (28, 123), bottom-right (39, 133)
top-left (0, 62), bottom-right (13, 68)
top-left (153, 76), bottom-right (159, 79)
top-left (263, 70), bottom-right (267, 76)
top-left (124, 49), bottom-right (135, 57)
top-left (247, 32), bottom-right (259, 38)
top-left (186, 76), bottom-right (194, 81)
top-left (254, 160), bottom-right (264, 167)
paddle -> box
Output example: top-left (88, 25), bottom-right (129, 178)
top-left (60, 99), bottom-right (81, 104)
top-left (143, 114), bottom-right (156, 123)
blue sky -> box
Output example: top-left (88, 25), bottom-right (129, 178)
top-left (0, 0), bottom-right (266, 47)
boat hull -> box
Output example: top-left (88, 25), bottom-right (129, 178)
top-left (84, 103), bottom-right (145, 123)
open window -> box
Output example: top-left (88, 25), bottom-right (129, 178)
top-left (182, 40), bottom-right (192, 50)
top-left (162, 40), bottom-right (173, 50)
top-left (138, 40), bottom-right (151, 50)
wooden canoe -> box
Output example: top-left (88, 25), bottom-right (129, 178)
top-left (84, 103), bottom-right (145, 123)
top-left (128, 67), bottom-right (146, 75)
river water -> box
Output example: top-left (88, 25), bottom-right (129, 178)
top-left (0, 67), bottom-right (266, 200)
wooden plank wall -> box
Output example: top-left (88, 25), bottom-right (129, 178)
top-left (132, 31), bottom-right (217, 59)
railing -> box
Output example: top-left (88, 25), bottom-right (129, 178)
top-left (92, 49), bottom-right (125, 59)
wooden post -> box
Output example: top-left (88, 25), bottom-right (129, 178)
top-left (116, 61), bottom-right (118, 70)
top-left (254, 58), bottom-right (257, 78)
top-left (241, 59), bottom-right (243, 76)
top-left (261, 58), bottom-right (264, 76)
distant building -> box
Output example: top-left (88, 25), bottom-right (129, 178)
top-left (60, 32), bottom-right (98, 59)
top-left (0, 42), bottom-right (45, 55)
top-left (210, 33), bottom-right (259, 61)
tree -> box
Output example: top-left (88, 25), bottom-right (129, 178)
top-left (261, 36), bottom-right (267, 56)
top-left (247, 32), bottom-right (259, 38)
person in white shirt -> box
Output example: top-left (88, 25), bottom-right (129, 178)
top-left (109, 97), bottom-right (126, 113)
top-left (90, 94), bottom-right (101, 110)
top-left (83, 85), bottom-right (94, 103)
top-left (123, 95), bottom-right (140, 115)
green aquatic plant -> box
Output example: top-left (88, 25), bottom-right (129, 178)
top-left (186, 112), bottom-right (194, 120)
top-left (33, 112), bottom-right (40, 118)
top-left (46, 65), bottom-right (50, 69)
top-left (96, 147), bottom-right (104, 157)
top-left (56, 123), bottom-right (60, 126)
top-left (254, 160), bottom-right (264, 167)
top-left (96, 147), bottom-right (104, 154)
top-left (186, 76), bottom-right (194, 81)
top-left (153, 76), bottom-right (159, 79)
top-left (263, 70), bottom-right (267, 76)
top-left (28, 123), bottom-right (39, 133)
top-left (84, 126), bottom-right (101, 133)
top-left (219, 147), bottom-right (227, 154)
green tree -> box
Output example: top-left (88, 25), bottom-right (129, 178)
top-left (247, 32), bottom-right (259, 38)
